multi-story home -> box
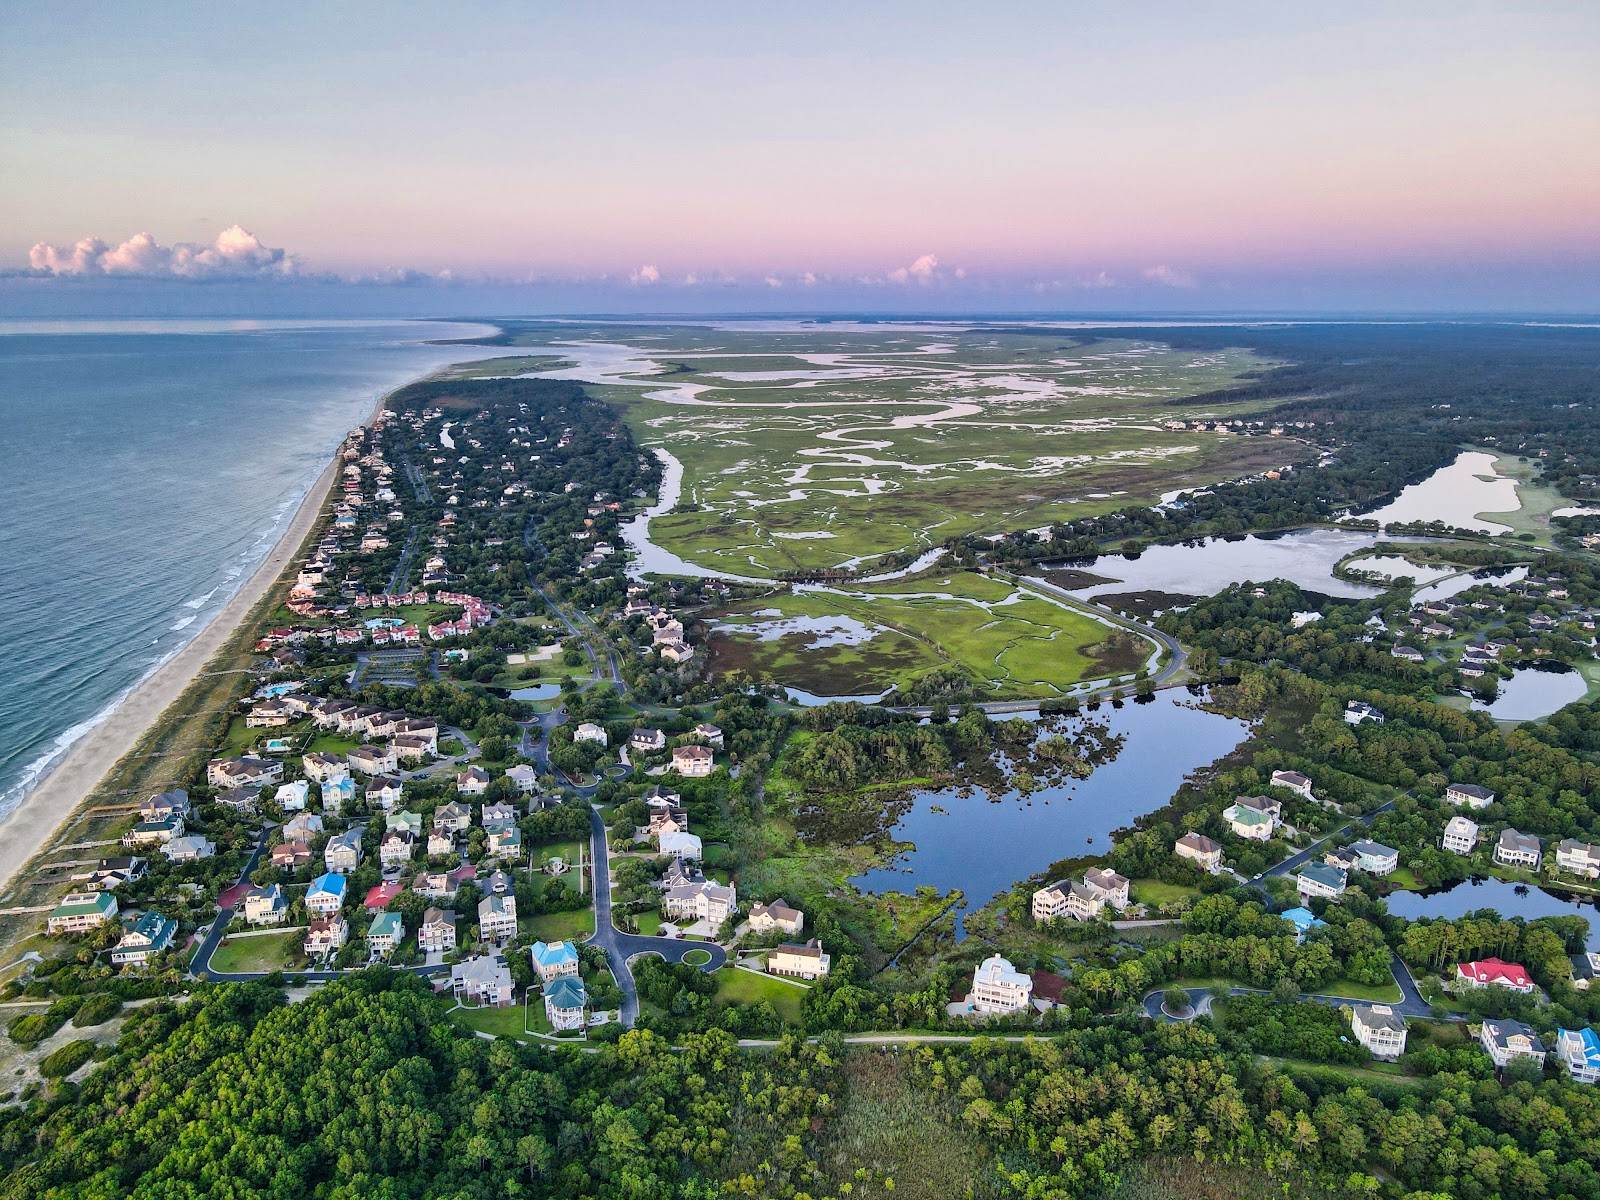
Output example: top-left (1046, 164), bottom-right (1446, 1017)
top-left (1480, 1018), bottom-right (1547, 1069)
top-left (1457, 958), bottom-right (1534, 993)
top-left (321, 776), bottom-right (356, 815)
top-left (531, 939), bottom-right (580, 983)
top-left (1223, 795), bottom-right (1279, 840)
top-left (392, 734), bottom-right (434, 762)
top-left (324, 829), bottom-right (363, 874)
top-left (1269, 770), bottom-right (1314, 799)
top-left (275, 780), bottom-right (310, 811)
top-left (162, 835), bottom-right (215, 863)
top-left (302, 752), bottom-right (350, 784)
top-left (768, 939), bottom-right (831, 979)
top-left (672, 746), bottom-right (714, 777)
top-left (693, 723), bottom-right (724, 747)
top-left (366, 776), bottom-right (404, 810)
top-left (242, 884), bottom-right (287, 927)
top-left (111, 911), bottom-right (177, 966)
top-left (748, 900), bottom-right (804, 935)
top-left (1174, 832), bottom-right (1223, 872)
top-left (971, 954), bottom-right (1033, 1014)
top-left (1344, 701), bottom-right (1383, 725)
top-left (123, 816), bottom-right (184, 848)
top-left (1350, 1005), bottom-right (1408, 1060)
top-left (487, 825), bottom-right (522, 860)
top-left (347, 745), bottom-right (397, 776)
top-left (47, 891), bottom-right (118, 934)
top-left (481, 802), bottom-right (518, 829)
top-left (1447, 782), bottom-right (1495, 809)
top-left (282, 812), bottom-right (323, 843)
top-left (1556, 1027), bottom-right (1600, 1084)
top-left (573, 723), bottom-right (608, 746)
top-left (504, 764), bottom-right (538, 793)
top-left (306, 872), bottom-right (348, 914)
top-left (433, 801), bottom-right (472, 833)
top-left (1083, 867), bottom-right (1130, 910)
top-left (304, 915), bottom-right (348, 958)
top-left (630, 727), bottom-right (667, 753)
top-left (1442, 815), bottom-right (1480, 855)
top-left (380, 830), bottom-right (416, 868)
top-left (419, 907), bottom-right (456, 952)
top-left (367, 911), bottom-right (404, 956)
top-left (1556, 839), bottom-right (1600, 878)
top-left (1494, 828), bottom-right (1542, 869)
top-left (140, 789), bottom-right (190, 821)
top-left (270, 841), bottom-right (312, 871)
top-left (1296, 862), bottom-right (1348, 902)
top-left (544, 976), bottom-right (588, 1031)
top-left (1032, 879), bottom-right (1104, 923)
top-left (662, 881), bottom-right (737, 926)
top-left (1571, 951), bottom-right (1600, 990)
top-left (1278, 907), bottom-right (1326, 943)
top-left (207, 756), bottom-right (283, 790)
top-left (456, 766), bottom-right (490, 796)
top-left (1349, 839), bottom-right (1399, 875)
top-left (478, 893), bottom-right (518, 943)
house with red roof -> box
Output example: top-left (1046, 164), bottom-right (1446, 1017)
top-left (364, 881), bottom-right (404, 910)
top-left (1456, 957), bottom-right (1534, 993)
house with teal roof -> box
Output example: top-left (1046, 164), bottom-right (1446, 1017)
top-left (367, 911), bottom-right (405, 956)
top-left (531, 939), bottom-right (580, 983)
top-left (543, 976), bottom-right (588, 1031)
top-left (111, 911), bottom-right (177, 966)
top-left (1277, 907), bottom-right (1327, 943)
top-left (1557, 1027), bottom-right (1600, 1084)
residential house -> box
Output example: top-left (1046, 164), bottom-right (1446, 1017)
top-left (1270, 770), bottom-right (1314, 799)
top-left (1296, 862), bottom-right (1348, 901)
top-left (46, 891), bottom-right (118, 934)
top-left (324, 829), bottom-right (363, 874)
top-left (1556, 1027), bottom-right (1600, 1084)
top-left (427, 830), bottom-right (456, 856)
top-left (1349, 839), bottom-right (1400, 875)
top-left (419, 907), bottom-right (456, 952)
top-left (1032, 879), bottom-right (1103, 923)
top-left (659, 640), bottom-right (695, 664)
top-left (1480, 1018), bottom-right (1547, 1069)
top-left (768, 939), bottom-right (831, 979)
top-left (481, 802), bottom-right (517, 829)
top-left (306, 873), bottom-right (348, 914)
top-left (242, 884), bottom-right (287, 927)
top-left (1224, 795), bottom-right (1279, 841)
top-left (270, 841), bottom-right (312, 871)
top-left (367, 776), bottom-right (405, 809)
top-left (1556, 840), bottom-right (1600, 878)
top-left (111, 911), bottom-right (177, 967)
top-left (1457, 958), bottom-right (1534, 993)
top-left (478, 893), bottom-right (519, 943)
top-left (531, 939), bottom-right (580, 983)
top-left (1351, 1005), bottom-right (1408, 1061)
top-left (1175, 832), bottom-right (1223, 871)
top-left (85, 857), bottom-right (146, 891)
top-left (1570, 951), bottom-right (1600, 990)
top-left (140, 789), bottom-right (190, 821)
top-left (1442, 815), bottom-right (1480, 855)
top-left (1494, 828), bottom-right (1542, 869)
top-left (643, 804), bottom-right (690, 838)
top-left (413, 870), bottom-right (457, 901)
top-left (302, 752), bottom-right (349, 784)
top-left (1324, 847), bottom-right (1361, 873)
top-left (283, 812), bottom-right (324, 843)
top-left (434, 801), bottom-right (472, 833)
top-left (393, 734), bottom-right (434, 762)
top-left (662, 881), bottom-right (737, 926)
top-left (1392, 645), bottom-right (1424, 662)
top-left (207, 756), bottom-right (283, 789)
top-left (630, 727), bottom-right (667, 754)
top-left (386, 809), bottom-right (424, 836)
top-left (1084, 867), bottom-right (1130, 911)
top-left (971, 954), bottom-right (1033, 1015)
top-left (216, 786), bottom-right (260, 813)
top-left (304, 915), bottom-right (348, 958)
top-left (451, 953), bottom-right (512, 1011)
top-left (367, 911), bottom-right (405, 956)
top-left (1344, 701), bottom-right (1384, 725)
top-left (162, 835), bottom-right (215, 863)
top-left (748, 900), bottom-right (804, 935)
top-left (380, 830), bottom-right (417, 868)
top-left (456, 766), bottom-right (490, 796)
top-left (504, 764), bottom-right (538, 793)
top-left (321, 776), bottom-right (356, 815)
top-left (1447, 782), bottom-right (1496, 809)
top-left (487, 825), bottom-right (522, 860)
top-left (694, 723), bottom-right (724, 747)
top-left (275, 780), bottom-right (310, 811)
top-left (658, 830), bottom-right (703, 861)
top-left (672, 745), bottom-right (714, 777)
top-left (573, 723), bottom-right (608, 746)
top-left (347, 745), bottom-right (397, 776)
top-left (123, 816), bottom-right (184, 848)
top-left (1278, 907), bottom-right (1326, 943)
top-left (543, 976), bottom-right (588, 1031)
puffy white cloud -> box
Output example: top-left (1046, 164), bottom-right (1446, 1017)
top-left (27, 225), bottom-right (296, 279)
top-left (1142, 264), bottom-right (1196, 288)
top-left (764, 274), bottom-right (783, 288)
top-left (889, 253), bottom-right (941, 284)
top-left (630, 263), bottom-right (661, 285)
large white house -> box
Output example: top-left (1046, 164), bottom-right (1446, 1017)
top-left (1270, 769), bottom-right (1314, 799)
top-left (767, 939), bottom-right (831, 979)
top-left (1446, 782), bottom-right (1495, 809)
top-left (1175, 832), bottom-right (1223, 872)
top-left (1350, 1005), bottom-right (1407, 1061)
top-left (1348, 839), bottom-right (1399, 875)
top-left (971, 955), bottom-right (1033, 1015)
top-left (1223, 795), bottom-right (1280, 840)
top-left (1442, 815), bottom-right (1479, 855)
top-left (478, 893), bottom-right (519, 944)
top-left (47, 891), bottom-right (118, 934)
top-left (1556, 839), bottom-right (1600, 878)
top-left (662, 881), bottom-right (737, 926)
top-left (1494, 828), bottom-right (1542, 869)
top-left (1480, 1018), bottom-right (1547, 1069)
top-left (749, 900), bottom-right (804, 935)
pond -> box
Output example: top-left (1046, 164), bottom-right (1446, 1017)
top-left (509, 683), bottom-right (563, 702)
top-left (785, 685), bottom-right (893, 707)
top-left (1057, 528), bottom-right (1416, 601)
top-left (1411, 565), bottom-right (1528, 606)
top-left (849, 690), bottom-right (1250, 936)
top-left (1361, 450), bottom-right (1519, 534)
top-left (1385, 876), bottom-right (1599, 949)
top-left (1471, 665), bottom-right (1588, 721)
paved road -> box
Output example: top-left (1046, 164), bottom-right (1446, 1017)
top-left (584, 805), bottom-right (726, 1027)
top-left (993, 566), bottom-right (1187, 685)
top-left (1245, 798), bottom-right (1399, 890)
top-left (1141, 953), bottom-right (1439, 1023)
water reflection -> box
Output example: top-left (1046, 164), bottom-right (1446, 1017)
top-left (1362, 451), bottom-right (1519, 534)
top-left (1471, 665), bottom-right (1588, 721)
top-left (1386, 876), bottom-right (1599, 949)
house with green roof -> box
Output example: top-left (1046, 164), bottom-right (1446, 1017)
top-left (46, 891), bottom-right (118, 934)
top-left (367, 911), bottom-right (405, 956)
top-left (543, 976), bottom-right (588, 1031)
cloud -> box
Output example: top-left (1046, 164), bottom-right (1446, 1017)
top-left (800, 271), bottom-right (817, 287)
top-left (630, 263), bottom-right (661, 285)
top-left (26, 225), bottom-right (297, 279)
top-left (1142, 264), bottom-right (1196, 288)
top-left (764, 274), bottom-right (783, 289)
top-left (889, 253), bottom-right (941, 284)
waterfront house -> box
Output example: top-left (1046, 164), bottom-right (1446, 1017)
top-left (478, 893), bottom-right (519, 943)
top-left (47, 891), bottom-right (118, 935)
top-left (1032, 880), bottom-right (1102, 923)
top-left (1557, 1027), bottom-right (1600, 1084)
top-left (504, 764), bottom-right (538, 793)
top-left (1556, 839), bottom-right (1600, 878)
top-left (1269, 769), bottom-right (1313, 799)
top-left (1351, 1005), bottom-right (1408, 1060)
top-left (1442, 815), bottom-right (1480, 855)
top-left (453, 954), bottom-right (514, 1006)
top-left (1447, 782), bottom-right (1495, 809)
top-left (1224, 795), bottom-right (1279, 841)
top-left (111, 911), bottom-right (177, 967)
top-left (162, 834), bottom-right (215, 863)
top-left (573, 723), bottom-right (608, 746)
top-left (123, 816), bottom-right (183, 848)
top-left (662, 881), bottom-right (736, 926)
top-left (207, 756), bottom-right (283, 790)
top-left (1480, 1018), bottom-right (1547, 1069)
top-left (672, 745), bottom-right (714, 777)
top-left (419, 907), bottom-right (456, 952)
top-left (1084, 867), bottom-right (1130, 910)
top-left (1175, 832), bottom-right (1223, 871)
top-left (630, 727), bottom-right (667, 753)
top-left (456, 766), bottom-right (490, 796)
top-left (531, 939), bottom-right (580, 983)
top-left (971, 955), bottom-right (1033, 1015)
top-left (367, 911), bottom-right (404, 956)
top-left (1571, 951), bottom-right (1600, 990)
top-left (367, 776), bottom-right (405, 809)
top-left (304, 915), bottom-right (348, 958)
top-left (1349, 839), bottom-right (1400, 875)
top-left (748, 900), bottom-right (804, 935)
top-left (1296, 862), bottom-right (1348, 901)
top-left (306, 873), bottom-right (348, 915)
top-left (1457, 958), bottom-right (1534, 993)
top-left (242, 884), bottom-right (287, 927)
top-left (1493, 828), bottom-right (1542, 869)
top-left (324, 829), bottom-right (363, 874)
top-left (140, 789), bottom-right (190, 821)
top-left (768, 939), bottom-right (831, 979)
top-left (85, 856), bottom-right (146, 891)
top-left (544, 976), bottom-right (588, 1030)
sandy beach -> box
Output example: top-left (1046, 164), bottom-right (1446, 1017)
top-left (0, 455), bottom-right (340, 896)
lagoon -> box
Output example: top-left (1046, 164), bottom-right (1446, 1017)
top-left (1471, 665), bottom-right (1588, 722)
top-left (1386, 877), bottom-right (1599, 949)
top-left (1362, 450), bottom-right (1518, 534)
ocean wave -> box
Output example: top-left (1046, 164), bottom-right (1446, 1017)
top-left (170, 616), bottom-right (197, 631)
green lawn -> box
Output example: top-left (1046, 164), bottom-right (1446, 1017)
top-left (634, 911), bottom-right (663, 936)
top-left (681, 948), bottom-right (713, 966)
top-left (450, 1002), bottom-right (545, 1040)
top-left (1130, 879), bottom-right (1199, 908)
top-left (712, 966), bottom-right (808, 1024)
top-left (208, 930), bottom-right (306, 974)
top-left (526, 909), bottom-right (595, 942)
top-left (1315, 976), bottom-right (1404, 1004)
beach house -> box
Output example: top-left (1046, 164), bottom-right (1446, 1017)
top-left (971, 955), bottom-right (1033, 1015)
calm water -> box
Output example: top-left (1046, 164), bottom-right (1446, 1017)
top-left (1386, 877), bottom-right (1599, 949)
top-left (1471, 665), bottom-right (1588, 721)
top-left (850, 691), bottom-right (1249, 934)
top-left (0, 318), bottom-right (500, 821)
top-left (1412, 565), bottom-right (1528, 605)
top-left (1362, 450), bottom-right (1519, 534)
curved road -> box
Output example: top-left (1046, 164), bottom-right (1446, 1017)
top-left (1141, 953), bottom-right (1436, 1022)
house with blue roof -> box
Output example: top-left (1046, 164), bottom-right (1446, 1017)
top-left (307, 872), bottom-right (348, 915)
top-left (1277, 907), bottom-right (1326, 943)
top-left (531, 939), bottom-right (580, 983)
top-left (1557, 1027), bottom-right (1600, 1084)
top-left (543, 976), bottom-right (588, 1031)
top-left (321, 776), bottom-right (356, 816)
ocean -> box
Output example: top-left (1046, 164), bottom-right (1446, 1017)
top-left (0, 318), bottom-right (500, 822)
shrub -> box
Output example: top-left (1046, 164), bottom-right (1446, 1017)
top-left (39, 1039), bottom-right (95, 1079)
top-left (72, 993), bottom-right (123, 1027)
top-left (7, 1013), bottom-right (52, 1046)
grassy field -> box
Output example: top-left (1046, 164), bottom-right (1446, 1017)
top-left (707, 571), bottom-right (1147, 698)
top-left (1130, 879), bottom-right (1200, 908)
top-left (208, 930), bottom-right (306, 974)
top-left (449, 1002), bottom-right (543, 1040)
top-left (483, 325), bottom-right (1295, 577)
top-left (526, 908), bottom-right (594, 942)
top-left (712, 966), bottom-right (808, 1024)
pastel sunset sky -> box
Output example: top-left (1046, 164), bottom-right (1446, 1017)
top-left (3, 2), bottom-right (1598, 312)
